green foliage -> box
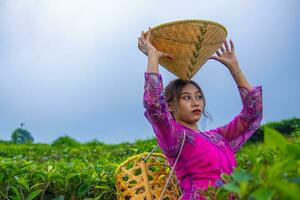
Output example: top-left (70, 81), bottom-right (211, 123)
top-left (265, 117), bottom-right (300, 136)
top-left (52, 136), bottom-right (80, 147)
top-left (11, 128), bottom-right (34, 144)
top-left (0, 120), bottom-right (299, 199)
top-left (84, 139), bottom-right (105, 147)
top-left (0, 137), bottom-right (158, 199)
top-left (248, 117), bottom-right (300, 143)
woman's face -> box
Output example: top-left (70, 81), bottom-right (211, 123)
top-left (169, 83), bottom-right (204, 124)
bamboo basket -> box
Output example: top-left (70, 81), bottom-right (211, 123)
top-left (114, 152), bottom-right (182, 200)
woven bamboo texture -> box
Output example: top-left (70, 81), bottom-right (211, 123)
top-left (144, 19), bottom-right (227, 80)
top-left (114, 152), bottom-right (181, 200)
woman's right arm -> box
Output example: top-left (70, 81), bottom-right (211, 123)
top-left (144, 45), bottom-right (180, 156)
top-left (143, 71), bottom-right (183, 158)
top-left (139, 28), bottom-right (183, 158)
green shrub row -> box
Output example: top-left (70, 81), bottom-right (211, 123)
top-left (0, 118), bottom-right (299, 199)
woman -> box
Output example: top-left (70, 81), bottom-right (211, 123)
top-left (138, 27), bottom-right (263, 199)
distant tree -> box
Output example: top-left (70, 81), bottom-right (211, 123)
top-left (52, 135), bottom-right (80, 147)
top-left (11, 123), bottom-right (34, 144)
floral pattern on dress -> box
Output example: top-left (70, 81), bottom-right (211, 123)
top-left (189, 178), bottom-right (224, 200)
top-left (161, 129), bottom-right (185, 159)
top-left (238, 85), bottom-right (263, 122)
top-left (229, 85), bottom-right (263, 152)
top-left (200, 131), bottom-right (227, 149)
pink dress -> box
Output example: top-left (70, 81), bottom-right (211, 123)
top-left (143, 72), bottom-right (263, 200)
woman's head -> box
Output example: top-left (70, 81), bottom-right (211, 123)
top-left (165, 79), bottom-right (211, 125)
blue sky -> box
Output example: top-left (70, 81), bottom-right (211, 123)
top-left (0, 0), bottom-right (299, 144)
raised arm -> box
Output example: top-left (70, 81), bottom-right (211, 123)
top-left (143, 72), bottom-right (185, 158)
top-left (212, 85), bottom-right (263, 152)
top-left (208, 39), bottom-right (263, 152)
top-left (138, 28), bottom-right (183, 158)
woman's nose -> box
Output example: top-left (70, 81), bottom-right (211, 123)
top-left (192, 99), bottom-right (199, 107)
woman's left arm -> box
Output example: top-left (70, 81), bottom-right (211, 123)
top-left (208, 39), bottom-right (263, 152)
top-left (213, 84), bottom-right (262, 153)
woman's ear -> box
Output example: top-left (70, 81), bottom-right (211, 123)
top-left (168, 102), bottom-right (174, 112)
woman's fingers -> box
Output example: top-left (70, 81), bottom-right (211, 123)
top-left (141, 31), bottom-right (146, 43)
top-left (138, 46), bottom-right (147, 55)
top-left (137, 36), bottom-right (150, 56)
top-left (140, 31), bottom-right (143, 38)
top-left (165, 53), bottom-right (175, 60)
top-left (230, 39), bottom-right (235, 52)
top-left (161, 52), bottom-right (174, 60)
top-left (138, 37), bottom-right (144, 48)
top-left (215, 39), bottom-right (232, 56)
top-left (146, 27), bottom-right (151, 41)
top-left (137, 37), bottom-right (144, 50)
top-left (138, 37), bottom-right (143, 48)
top-left (224, 40), bottom-right (229, 51)
top-left (220, 45), bottom-right (225, 53)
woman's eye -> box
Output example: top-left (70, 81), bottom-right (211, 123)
top-left (182, 96), bottom-right (202, 100)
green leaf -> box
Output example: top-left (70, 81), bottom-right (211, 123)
top-left (252, 188), bottom-right (275, 200)
top-left (11, 186), bottom-right (22, 200)
top-left (223, 183), bottom-right (240, 196)
top-left (286, 144), bottom-right (300, 159)
top-left (264, 126), bottom-right (287, 152)
top-left (32, 172), bottom-right (46, 182)
top-left (47, 165), bottom-right (53, 172)
top-left (17, 178), bottom-right (29, 192)
top-left (231, 170), bottom-right (252, 183)
top-left (267, 160), bottom-right (288, 182)
top-left (240, 181), bottom-right (249, 197)
top-left (25, 189), bottom-right (42, 200)
top-left (77, 183), bottom-right (90, 196)
top-left (29, 183), bottom-right (43, 191)
top-left (128, 148), bottom-right (138, 153)
top-left (273, 181), bottom-right (299, 200)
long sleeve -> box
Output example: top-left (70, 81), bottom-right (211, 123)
top-left (211, 85), bottom-right (263, 153)
top-left (143, 72), bottom-right (184, 158)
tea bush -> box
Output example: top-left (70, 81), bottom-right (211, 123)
top-left (0, 119), bottom-right (299, 199)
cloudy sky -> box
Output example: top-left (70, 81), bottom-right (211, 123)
top-left (0, 0), bottom-right (299, 144)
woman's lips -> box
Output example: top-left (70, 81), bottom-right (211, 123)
top-left (192, 110), bottom-right (201, 115)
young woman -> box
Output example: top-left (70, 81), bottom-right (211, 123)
top-left (138, 27), bottom-right (263, 199)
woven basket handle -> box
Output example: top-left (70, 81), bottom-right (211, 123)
top-left (143, 130), bottom-right (187, 200)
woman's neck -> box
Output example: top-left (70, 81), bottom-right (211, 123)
top-left (177, 120), bottom-right (199, 132)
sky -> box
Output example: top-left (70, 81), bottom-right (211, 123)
top-left (0, 0), bottom-right (299, 144)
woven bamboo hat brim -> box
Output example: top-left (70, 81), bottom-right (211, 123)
top-left (144, 19), bottom-right (227, 80)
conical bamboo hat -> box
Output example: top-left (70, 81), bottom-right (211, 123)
top-left (144, 19), bottom-right (227, 80)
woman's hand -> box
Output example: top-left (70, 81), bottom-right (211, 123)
top-left (138, 27), bottom-right (174, 60)
top-left (208, 39), bottom-right (240, 71)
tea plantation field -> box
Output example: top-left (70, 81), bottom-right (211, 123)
top-left (0, 118), bottom-right (299, 199)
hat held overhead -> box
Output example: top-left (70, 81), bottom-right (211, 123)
top-left (143, 19), bottom-right (227, 80)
